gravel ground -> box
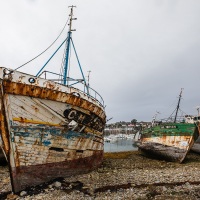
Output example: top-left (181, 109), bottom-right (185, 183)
top-left (1, 151), bottom-right (200, 199)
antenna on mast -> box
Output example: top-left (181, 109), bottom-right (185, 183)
top-left (68, 5), bottom-right (77, 32)
top-left (63, 5), bottom-right (77, 85)
top-left (87, 70), bottom-right (91, 87)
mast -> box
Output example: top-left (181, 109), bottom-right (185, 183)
top-left (174, 88), bottom-right (183, 123)
top-left (36, 5), bottom-right (89, 93)
top-left (63, 5), bottom-right (76, 85)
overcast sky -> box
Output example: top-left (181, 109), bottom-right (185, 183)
top-left (0, 0), bottom-right (200, 123)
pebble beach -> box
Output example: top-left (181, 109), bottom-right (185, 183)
top-left (1, 151), bottom-right (200, 199)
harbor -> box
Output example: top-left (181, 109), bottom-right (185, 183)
top-left (104, 133), bottom-right (139, 152)
top-left (1, 1), bottom-right (200, 199)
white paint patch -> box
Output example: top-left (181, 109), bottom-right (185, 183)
top-left (179, 141), bottom-right (189, 147)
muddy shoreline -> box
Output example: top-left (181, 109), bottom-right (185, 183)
top-left (1, 151), bottom-right (200, 199)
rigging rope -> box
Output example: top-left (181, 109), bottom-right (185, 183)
top-left (15, 16), bottom-right (70, 71)
top-left (59, 43), bottom-right (67, 83)
top-left (67, 43), bottom-right (72, 85)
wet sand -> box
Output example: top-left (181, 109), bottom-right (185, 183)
top-left (1, 151), bottom-right (200, 199)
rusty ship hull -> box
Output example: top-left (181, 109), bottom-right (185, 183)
top-left (137, 123), bottom-right (198, 163)
top-left (0, 67), bottom-right (106, 193)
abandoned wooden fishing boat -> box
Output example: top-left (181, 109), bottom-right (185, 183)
top-left (137, 89), bottom-right (199, 163)
top-left (0, 6), bottom-right (106, 193)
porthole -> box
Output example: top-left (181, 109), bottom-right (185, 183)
top-left (28, 77), bottom-right (36, 83)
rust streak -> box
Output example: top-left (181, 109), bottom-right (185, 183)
top-left (13, 117), bottom-right (61, 126)
top-left (3, 81), bottom-right (106, 122)
top-left (0, 87), bottom-right (10, 155)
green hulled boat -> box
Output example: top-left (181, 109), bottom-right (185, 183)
top-left (137, 89), bottom-right (199, 163)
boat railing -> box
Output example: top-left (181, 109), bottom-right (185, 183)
top-left (161, 116), bottom-right (192, 123)
top-left (39, 70), bottom-right (105, 107)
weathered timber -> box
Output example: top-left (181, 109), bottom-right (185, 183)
top-left (137, 123), bottom-right (199, 163)
top-left (0, 67), bottom-right (106, 193)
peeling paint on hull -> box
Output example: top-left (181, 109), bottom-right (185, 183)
top-left (138, 140), bottom-right (194, 162)
top-left (11, 150), bottom-right (103, 193)
top-left (0, 67), bottom-right (106, 193)
top-left (137, 123), bottom-right (198, 163)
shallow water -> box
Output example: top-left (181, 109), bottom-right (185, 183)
top-left (104, 138), bottom-right (138, 152)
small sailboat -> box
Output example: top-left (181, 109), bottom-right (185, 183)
top-left (0, 6), bottom-right (106, 193)
top-left (137, 89), bottom-right (199, 163)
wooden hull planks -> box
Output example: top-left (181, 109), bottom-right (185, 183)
top-left (137, 123), bottom-right (199, 163)
top-left (11, 150), bottom-right (103, 193)
top-left (0, 67), bottom-right (106, 193)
